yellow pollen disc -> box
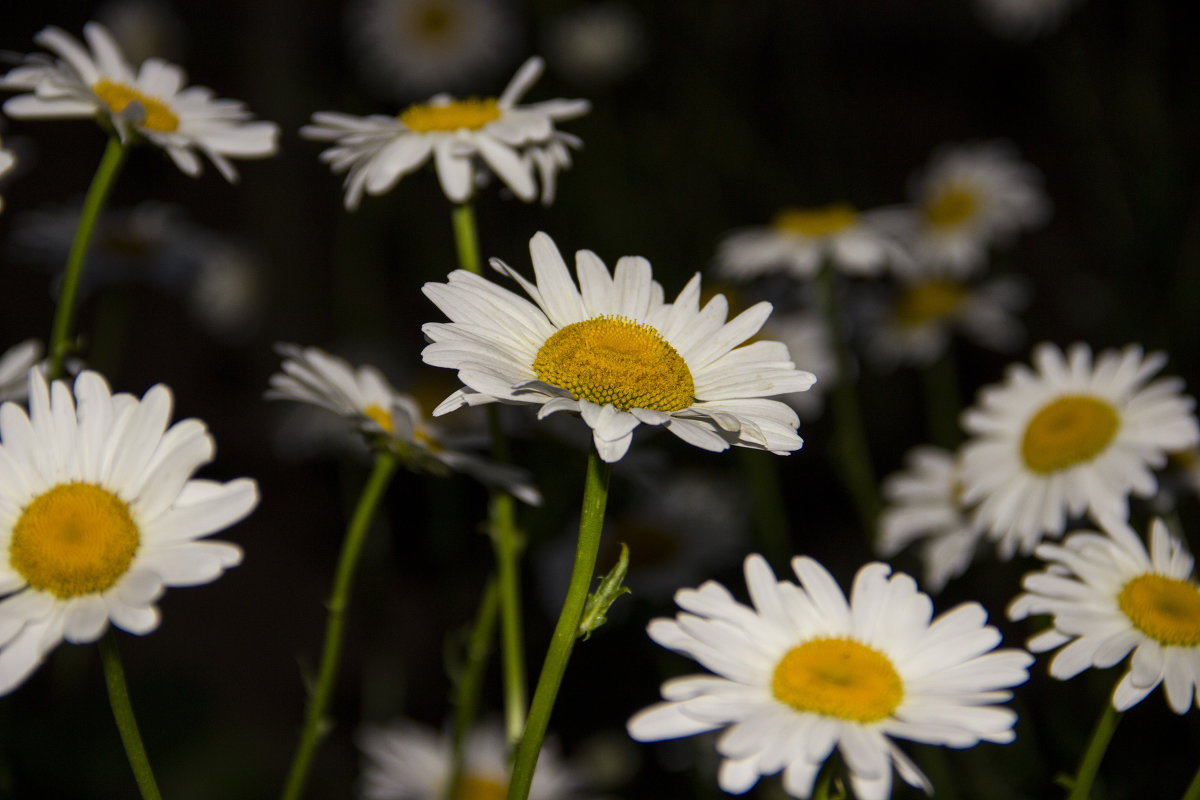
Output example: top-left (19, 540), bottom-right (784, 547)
top-left (454, 775), bottom-right (507, 800)
top-left (399, 98), bottom-right (501, 132)
top-left (1119, 574), bottom-right (1200, 647)
top-left (364, 404), bottom-right (396, 434)
top-left (894, 280), bottom-right (968, 327)
top-left (772, 203), bottom-right (858, 238)
top-left (93, 78), bottom-right (179, 132)
top-left (772, 637), bottom-right (903, 723)
top-left (924, 184), bottom-right (978, 229)
top-left (9, 483), bottom-right (140, 598)
top-left (1021, 395), bottom-right (1119, 474)
top-left (532, 315), bottom-right (695, 413)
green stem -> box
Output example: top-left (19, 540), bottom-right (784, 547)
top-left (49, 136), bottom-right (129, 380)
top-left (737, 448), bottom-right (792, 570)
top-left (99, 630), bottom-right (162, 800)
top-left (1182, 761), bottom-right (1200, 800)
top-left (1066, 702), bottom-right (1122, 800)
top-left (281, 451), bottom-right (400, 800)
top-left (920, 350), bottom-right (962, 450)
top-left (443, 578), bottom-right (501, 800)
top-left (506, 449), bottom-right (612, 800)
top-left (452, 203), bottom-right (482, 275)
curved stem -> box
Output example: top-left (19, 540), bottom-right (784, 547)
top-left (99, 630), bottom-right (163, 800)
top-left (443, 578), bottom-right (501, 800)
top-left (280, 451), bottom-right (400, 800)
top-left (49, 136), bottom-right (129, 380)
top-left (506, 449), bottom-right (612, 800)
top-left (1067, 702), bottom-right (1122, 800)
top-left (1182, 760), bottom-right (1200, 800)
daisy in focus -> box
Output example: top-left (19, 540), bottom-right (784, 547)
top-left (358, 720), bottom-right (586, 800)
top-left (302, 56), bottom-right (589, 209)
top-left (1, 22), bottom-right (279, 182)
top-left (1009, 516), bottom-right (1200, 714)
top-left (627, 554), bottom-right (1032, 800)
top-left (421, 232), bottom-right (815, 463)
top-left (266, 344), bottom-right (540, 505)
top-left (0, 370), bottom-right (258, 694)
top-left (960, 342), bottom-right (1200, 557)
top-left (0, 340), bottom-right (43, 403)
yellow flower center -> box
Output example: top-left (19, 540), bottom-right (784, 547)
top-left (894, 280), bottom-right (968, 328)
top-left (1020, 395), bottom-right (1120, 474)
top-left (924, 184), bottom-right (978, 229)
top-left (532, 316), bottom-right (695, 413)
top-left (93, 78), bottom-right (179, 132)
top-left (772, 204), bottom-right (858, 238)
top-left (9, 483), bottom-right (140, 598)
top-left (399, 98), bottom-right (501, 132)
top-left (364, 403), bottom-right (396, 434)
top-left (454, 775), bottom-right (507, 800)
top-left (1118, 574), bottom-right (1200, 647)
top-left (772, 637), bottom-right (903, 722)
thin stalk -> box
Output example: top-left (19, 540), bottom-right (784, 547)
top-left (737, 448), bottom-right (792, 570)
top-left (49, 136), bottom-right (129, 380)
top-left (506, 449), bottom-right (612, 800)
top-left (443, 578), bottom-right (501, 800)
top-left (1182, 761), bottom-right (1200, 800)
top-left (280, 451), bottom-right (400, 800)
top-left (452, 203), bottom-right (482, 275)
top-left (920, 350), bottom-right (963, 450)
top-left (1066, 702), bottom-right (1122, 800)
top-left (99, 630), bottom-right (162, 800)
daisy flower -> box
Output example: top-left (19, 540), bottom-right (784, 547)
top-left (302, 56), bottom-right (589, 209)
top-left (0, 369), bottom-right (258, 695)
top-left (1009, 516), bottom-right (1200, 713)
top-left (627, 554), bottom-right (1032, 800)
top-left (960, 342), bottom-right (1200, 557)
top-left (421, 232), bottom-right (815, 463)
top-left (0, 340), bottom-right (43, 403)
top-left (759, 308), bottom-right (837, 420)
top-left (266, 344), bottom-right (540, 505)
top-left (358, 720), bottom-right (585, 800)
top-left (0, 137), bottom-right (15, 212)
top-left (716, 203), bottom-right (908, 281)
top-left (974, 0), bottom-right (1079, 40)
top-left (1, 22), bottom-right (279, 182)
top-left (877, 446), bottom-right (984, 593)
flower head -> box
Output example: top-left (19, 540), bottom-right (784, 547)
top-left (627, 554), bottom-right (1032, 800)
top-left (1009, 516), bottom-right (1200, 714)
top-left (302, 57), bottom-right (588, 209)
top-left (960, 343), bottom-right (1200, 557)
top-left (421, 232), bottom-right (815, 463)
top-left (0, 370), bottom-right (258, 694)
top-left (1, 22), bottom-right (279, 182)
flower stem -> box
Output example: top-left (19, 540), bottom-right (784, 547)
top-left (99, 630), bottom-right (162, 800)
top-left (280, 451), bottom-right (399, 800)
top-left (920, 350), bottom-right (963, 449)
top-left (1182, 760), bottom-right (1200, 800)
top-left (452, 203), bottom-right (482, 275)
top-left (737, 448), bottom-right (792, 570)
top-left (443, 578), bottom-right (501, 800)
top-left (1066, 702), bottom-right (1122, 800)
top-left (506, 449), bottom-right (612, 800)
top-left (48, 136), bottom-right (129, 380)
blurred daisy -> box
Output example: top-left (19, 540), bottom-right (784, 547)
top-left (266, 344), bottom-right (540, 505)
top-left (347, 0), bottom-right (520, 102)
top-left (878, 445), bottom-right (984, 593)
top-left (544, 2), bottom-right (646, 88)
top-left (627, 554), bottom-right (1032, 800)
top-left (96, 0), bottom-right (186, 65)
top-left (0, 137), bottom-right (15, 212)
top-left (0, 370), bottom-right (258, 695)
top-left (302, 57), bottom-right (589, 209)
top-left (358, 720), bottom-right (585, 800)
top-left (422, 232), bottom-right (815, 463)
top-left (716, 203), bottom-right (908, 281)
top-left (975, 0), bottom-right (1078, 40)
top-left (1, 22), bottom-right (279, 182)
top-left (1009, 516), bottom-right (1200, 713)
top-left (960, 343), bottom-right (1200, 558)
top-left (0, 340), bottom-right (43, 403)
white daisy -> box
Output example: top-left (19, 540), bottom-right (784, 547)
top-left (302, 57), bottom-right (589, 209)
top-left (421, 232), bottom-right (815, 463)
top-left (266, 344), bottom-right (540, 505)
top-left (974, 0), bottom-right (1079, 40)
top-left (0, 369), bottom-right (258, 695)
top-left (1009, 516), bottom-right (1200, 714)
top-left (1, 21), bottom-right (279, 182)
top-left (627, 554), bottom-right (1032, 800)
top-left (0, 137), bottom-right (15, 212)
top-left (759, 309), bottom-right (837, 420)
top-left (960, 342), bottom-right (1200, 558)
top-left (877, 446), bottom-right (985, 593)
top-left (716, 203), bottom-right (909, 281)
top-left (0, 340), bottom-right (43, 403)
top-left (358, 720), bottom-right (585, 800)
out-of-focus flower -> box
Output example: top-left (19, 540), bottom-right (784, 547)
top-left (1, 22), bottom-right (278, 182)
top-left (0, 137), bottom-right (16, 213)
top-left (96, 0), bottom-right (186, 65)
top-left (302, 57), bottom-right (588, 209)
top-left (543, 2), bottom-right (646, 88)
top-left (974, 0), bottom-right (1079, 41)
top-left (0, 340), bottom-right (43, 402)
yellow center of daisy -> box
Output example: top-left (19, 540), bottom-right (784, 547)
top-left (454, 775), bottom-right (506, 800)
top-left (1118, 574), bottom-right (1200, 646)
top-left (1020, 395), bottom-right (1120, 474)
top-left (771, 204), bottom-right (858, 238)
top-left (93, 78), bottom-right (179, 132)
top-left (532, 316), bottom-right (695, 412)
top-left (771, 637), bottom-right (903, 722)
top-left (399, 98), bottom-right (501, 132)
top-left (9, 483), bottom-right (140, 598)
top-left (364, 404), bottom-right (396, 434)
top-left (924, 184), bottom-right (978, 229)
top-left (894, 280), bottom-right (968, 327)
